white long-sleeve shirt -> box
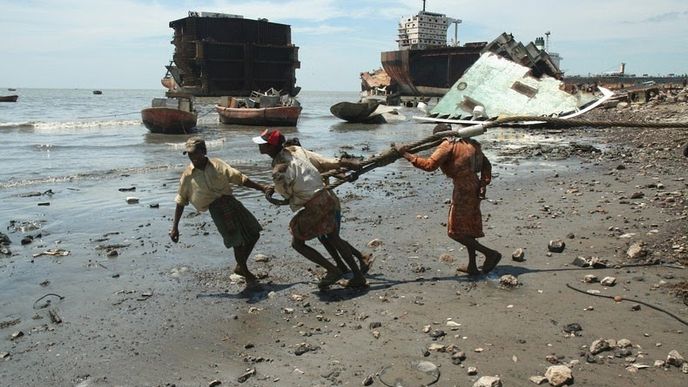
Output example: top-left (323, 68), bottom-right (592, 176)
top-left (271, 146), bottom-right (341, 212)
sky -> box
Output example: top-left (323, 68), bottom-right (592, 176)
top-left (1, 0), bottom-right (687, 91)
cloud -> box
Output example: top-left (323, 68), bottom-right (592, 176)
top-left (1, 0), bottom-right (686, 90)
top-left (630, 10), bottom-right (688, 23)
top-left (293, 25), bottom-right (353, 35)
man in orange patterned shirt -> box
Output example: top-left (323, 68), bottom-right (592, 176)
top-left (395, 124), bottom-right (501, 275)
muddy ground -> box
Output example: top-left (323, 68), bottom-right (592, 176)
top-left (1, 101), bottom-right (687, 386)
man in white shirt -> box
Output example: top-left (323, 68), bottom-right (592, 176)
top-left (170, 137), bottom-right (270, 290)
top-left (253, 129), bottom-right (367, 289)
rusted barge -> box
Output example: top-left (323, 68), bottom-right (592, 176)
top-left (165, 11), bottom-right (300, 97)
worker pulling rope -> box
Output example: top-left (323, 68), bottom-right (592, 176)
top-left (323, 116), bottom-right (688, 190)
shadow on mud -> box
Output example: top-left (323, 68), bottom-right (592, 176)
top-left (195, 282), bottom-right (302, 304)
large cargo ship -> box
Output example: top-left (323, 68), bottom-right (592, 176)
top-left (164, 11), bottom-right (300, 97)
top-left (381, 2), bottom-right (486, 97)
top-left (380, 2), bottom-right (562, 97)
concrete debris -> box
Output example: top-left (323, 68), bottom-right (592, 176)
top-left (548, 240), bottom-right (566, 253)
top-left (367, 239), bottom-right (383, 248)
top-left (254, 254), bottom-right (270, 262)
top-left (600, 276), bottom-right (617, 287)
top-left (667, 350), bottom-right (685, 367)
top-left (499, 274), bottom-right (519, 288)
top-left (583, 274), bottom-right (598, 283)
top-left (545, 365), bottom-right (573, 387)
top-left (627, 241), bottom-right (648, 259)
top-left (473, 375), bottom-right (502, 387)
top-left (511, 248), bottom-right (525, 262)
top-left (590, 339), bottom-right (612, 355)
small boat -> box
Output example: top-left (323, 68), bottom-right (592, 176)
top-left (93, 90), bottom-right (103, 95)
top-left (330, 100), bottom-right (384, 123)
top-left (0, 95), bottom-right (18, 102)
top-left (215, 89), bottom-right (301, 127)
top-left (141, 96), bottom-right (197, 134)
top-left (7, 88), bottom-right (16, 91)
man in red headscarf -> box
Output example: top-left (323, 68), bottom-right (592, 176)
top-left (253, 129), bottom-right (367, 289)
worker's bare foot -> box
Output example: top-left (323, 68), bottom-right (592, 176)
top-left (318, 268), bottom-right (342, 289)
top-left (457, 264), bottom-right (481, 276)
top-left (244, 279), bottom-right (263, 291)
top-left (343, 276), bottom-right (368, 289)
top-left (359, 253), bottom-right (375, 274)
top-left (481, 251), bottom-right (502, 274)
top-left (234, 266), bottom-right (258, 283)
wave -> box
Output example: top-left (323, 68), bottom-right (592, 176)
top-left (33, 119), bottom-right (141, 130)
top-left (0, 121), bottom-right (37, 129)
top-left (1, 119), bottom-right (143, 130)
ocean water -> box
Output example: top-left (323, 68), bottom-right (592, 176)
top-left (0, 88), bottom-right (575, 229)
top-left (0, 88), bottom-right (584, 302)
top-left (0, 89), bottom-right (440, 190)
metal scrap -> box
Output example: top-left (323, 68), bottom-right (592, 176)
top-left (430, 52), bottom-right (599, 120)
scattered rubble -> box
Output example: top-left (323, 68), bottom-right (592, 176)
top-left (545, 365), bottom-right (573, 387)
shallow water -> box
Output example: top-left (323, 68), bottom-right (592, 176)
top-left (0, 88), bottom-right (580, 241)
top-left (0, 88), bottom-right (584, 321)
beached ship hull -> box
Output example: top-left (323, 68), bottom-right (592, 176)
top-left (141, 108), bottom-right (197, 134)
top-left (215, 105), bottom-right (301, 126)
top-left (166, 13), bottom-right (300, 97)
top-left (0, 95), bottom-right (18, 102)
top-left (330, 101), bottom-right (383, 123)
top-left (381, 44), bottom-right (486, 97)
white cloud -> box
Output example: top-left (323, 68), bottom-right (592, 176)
top-left (293, 25), bottom-right (353, 35)
top-left (1, 0), bottom-right (686, 89)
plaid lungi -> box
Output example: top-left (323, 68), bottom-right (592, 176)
top-left (290, 189), bottom-right (338, 241)
top-left (208, 195), bottom-right (262, 248)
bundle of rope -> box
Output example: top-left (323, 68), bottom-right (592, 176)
top-left (324, 115), bottom-right (688, 190)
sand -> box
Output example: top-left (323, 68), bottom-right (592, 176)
top-left (1, 102), bottom-right (687, 387)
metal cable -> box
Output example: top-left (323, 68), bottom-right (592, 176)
top-left (565, 283), bottom-right (688, 327)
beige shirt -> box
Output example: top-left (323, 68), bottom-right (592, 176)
top-left (175, 157), bottom-right (248, 212)
top-left (272, 146), bottom-right (341, 212)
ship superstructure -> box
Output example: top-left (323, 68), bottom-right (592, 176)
top-left (397, 8), bottom-right (453, 50)
top-left (381, 2), bottom-right (563, 97)
top-left (381, 1), bottom-right (485, 96)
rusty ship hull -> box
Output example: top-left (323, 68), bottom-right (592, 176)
top-left (167, 13), bottom-right (300, 97)
top-left (381, 44), bottom-right (486, 97)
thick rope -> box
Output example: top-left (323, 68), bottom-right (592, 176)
top-left (566, 283), bottom-right (688, 326)
top-left (326, 116), bottom-right (688, 189)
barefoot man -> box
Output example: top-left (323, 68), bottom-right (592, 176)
top-left (253, 129), bottom-right (367, 288)
top-left (283, 136), bottom-right (374, 276)
top-left (395, 124), bottom-right (502, 275)
top-left (170, 137), bottom-right (270, 289)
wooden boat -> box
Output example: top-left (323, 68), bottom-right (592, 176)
top-left (215, 89), bottom-right (301, 126)
top-left (216, 105), bottom-right (301, 126)
top-left (141, 96), bottom-right (197, 134)
top-left (0, 95), bottom-right (18, 102)
top-left (330, 100), bottom-right (384, 123)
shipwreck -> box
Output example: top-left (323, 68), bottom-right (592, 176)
top-left (164, 11), bottom-right (301, 97)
